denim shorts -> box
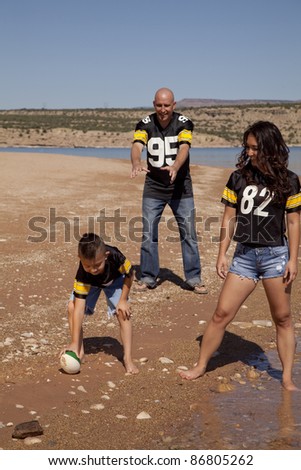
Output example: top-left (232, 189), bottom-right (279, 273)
top-left (69, 275), bottom-right (125, 317)
top-left (229, 243), bottom-right (289, 282)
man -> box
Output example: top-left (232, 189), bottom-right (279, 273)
top-left (130, 87), bottom-right (207, 294)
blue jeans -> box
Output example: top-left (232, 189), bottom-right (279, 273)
top-left (229, 243), bottom-right (289, 283)
top-left (140, 196), bottom-right (201, 287)
top-left (69, 275), bottom-right (125, 317)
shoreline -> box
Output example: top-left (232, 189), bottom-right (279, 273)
top-left (2, 143), bottom-right (301, 149)
top-left (1, 147), bottom-right (300, 176)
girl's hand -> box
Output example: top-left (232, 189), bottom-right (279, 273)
top-left (216, 254), bottom-right (228, 280)
top-left (283, 260), bottom-right (298, 285)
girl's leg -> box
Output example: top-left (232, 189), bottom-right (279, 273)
top-left (180, 273), bottom-right (257, 380)
top-left (116, 314), bottom-right (139, 374)
top-left (263, 277), bottom-right (299, 391)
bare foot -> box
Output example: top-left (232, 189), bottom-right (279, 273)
top-left (124, 358), bottom-right (139, 375)
top-left (282, 380), bottom-right (300, 392)
top-left (179, 365), bottom-right (206, 380)
top-left (79, 353), bottom-right (85, 364)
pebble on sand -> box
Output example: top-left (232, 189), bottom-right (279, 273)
top-left (107, 381), bottom-right (116, 389)
top-left (252, 320), bottom-right (273, 327)
top-left (136, 411), bottom-right (151, 420)
top-left (12, 420), bottom-right (43, 439)
top-left (24, 437), bottom-right (42, 446)
top-left (139, 357), bottom-right (148, 363)
top-left (246, 367), bottom-right (261, 380)
top-left (90, 404), bottom-right (105, 410)
top-left (159, 357), bottom-right (174, 364)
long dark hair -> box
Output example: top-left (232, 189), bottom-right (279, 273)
top-left (237, 121), bottom-right (290, 202)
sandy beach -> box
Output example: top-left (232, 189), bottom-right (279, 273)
top-left (0, 151), bottom-right (301, 451)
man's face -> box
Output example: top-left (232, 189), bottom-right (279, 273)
top-left (153, 93), bottom-right (176, 128)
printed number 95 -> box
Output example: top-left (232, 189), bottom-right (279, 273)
top-left (147, 136), bottom-right (178, 167)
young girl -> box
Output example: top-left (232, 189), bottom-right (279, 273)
top-left (179, 121), bottom-right (301, 391)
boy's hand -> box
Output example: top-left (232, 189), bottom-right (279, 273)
top-left (116, 300), bottom-right (132, 320)
top-left (59, 342), bottom-right (80, 358)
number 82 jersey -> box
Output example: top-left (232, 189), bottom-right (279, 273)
top-left (221, 169), bottom-right (301, 246)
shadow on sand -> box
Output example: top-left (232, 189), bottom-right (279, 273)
top-left (83, 335), bottom-right (124, 365)
top-left (196, 331), bottom-right (282, 383)
top-left (133, 265), bottom-right (195, 291)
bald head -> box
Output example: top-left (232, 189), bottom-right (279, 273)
top-left (154, 87), bottom-right (175, 103)
top-left (153, 88), bottom-right (176, 128)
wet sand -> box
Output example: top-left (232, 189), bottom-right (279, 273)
top-left (0, 151), bottom-right (301, 450)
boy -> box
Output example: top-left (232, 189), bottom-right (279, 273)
top-left (63, 232), bottom-right (138, 374)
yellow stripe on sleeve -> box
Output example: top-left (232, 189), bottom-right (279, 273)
top-left (178, 129), bottom-right (192, 145)
top-left (222, 186), bottom-right (237, 205)
top-left (133, 129), bottom-right (148, 145)
top-left (118, 258), bottom-right (132, 276)
top-left (286, 192), bottom-right (301, 210)
top-left (73, 280), bottom-right (91, 296)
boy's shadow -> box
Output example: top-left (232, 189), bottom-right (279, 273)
top-left (83, 336), bottom-right (124, 365)
top-left (133, 264), bottom-right (192, 290)
top-left (198, 331), bottom-right (282, 382)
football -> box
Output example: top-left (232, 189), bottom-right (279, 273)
top-left (60, 350), bottom-right (81, 374)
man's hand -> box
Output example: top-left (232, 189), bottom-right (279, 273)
top-left (130, 142), bottom-right (149, 178)
top-left (130, 164), bottom-right (149, 178)
top-left (160, 165), bottom-right (178, 183)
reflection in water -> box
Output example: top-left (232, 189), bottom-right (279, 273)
top-left (272, 390), bottom-right (300, 449)
top-left (169, 340), bottom-right (301, 449)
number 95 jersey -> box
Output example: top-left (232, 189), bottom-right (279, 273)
top-left (222, 169), bottom-right (301, 246)
top-left (133, 112), bottom-right (194, 200)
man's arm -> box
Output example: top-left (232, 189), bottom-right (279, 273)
top-left (130, 142), bottom-right (149, 178)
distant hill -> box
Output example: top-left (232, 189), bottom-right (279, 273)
top-left (1, 102), bottom-right (301, 147)
top-left (177, 98), bottom-right (301, 108)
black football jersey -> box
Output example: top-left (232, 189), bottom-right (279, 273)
top-left (221, 169), bottom-right (301, 246)
top-left (73, 245), bottom-right (132, 299)
top-left (133, 112), bottom-right (194, 199)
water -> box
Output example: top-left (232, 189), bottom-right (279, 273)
top-left (168, 341), bottom-right (301, 450)
top-left (1, 146), bottom-right (301, 175)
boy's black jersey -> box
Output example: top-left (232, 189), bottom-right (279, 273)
top-left (221, 169), bottom-right (301, 246)
top-left (133, 112), bottom-right (194, 200)
top-left (73, 245), bottom-right (132, 299)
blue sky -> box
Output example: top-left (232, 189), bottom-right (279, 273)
top-left (1, 0), bottom-right (300, 109)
